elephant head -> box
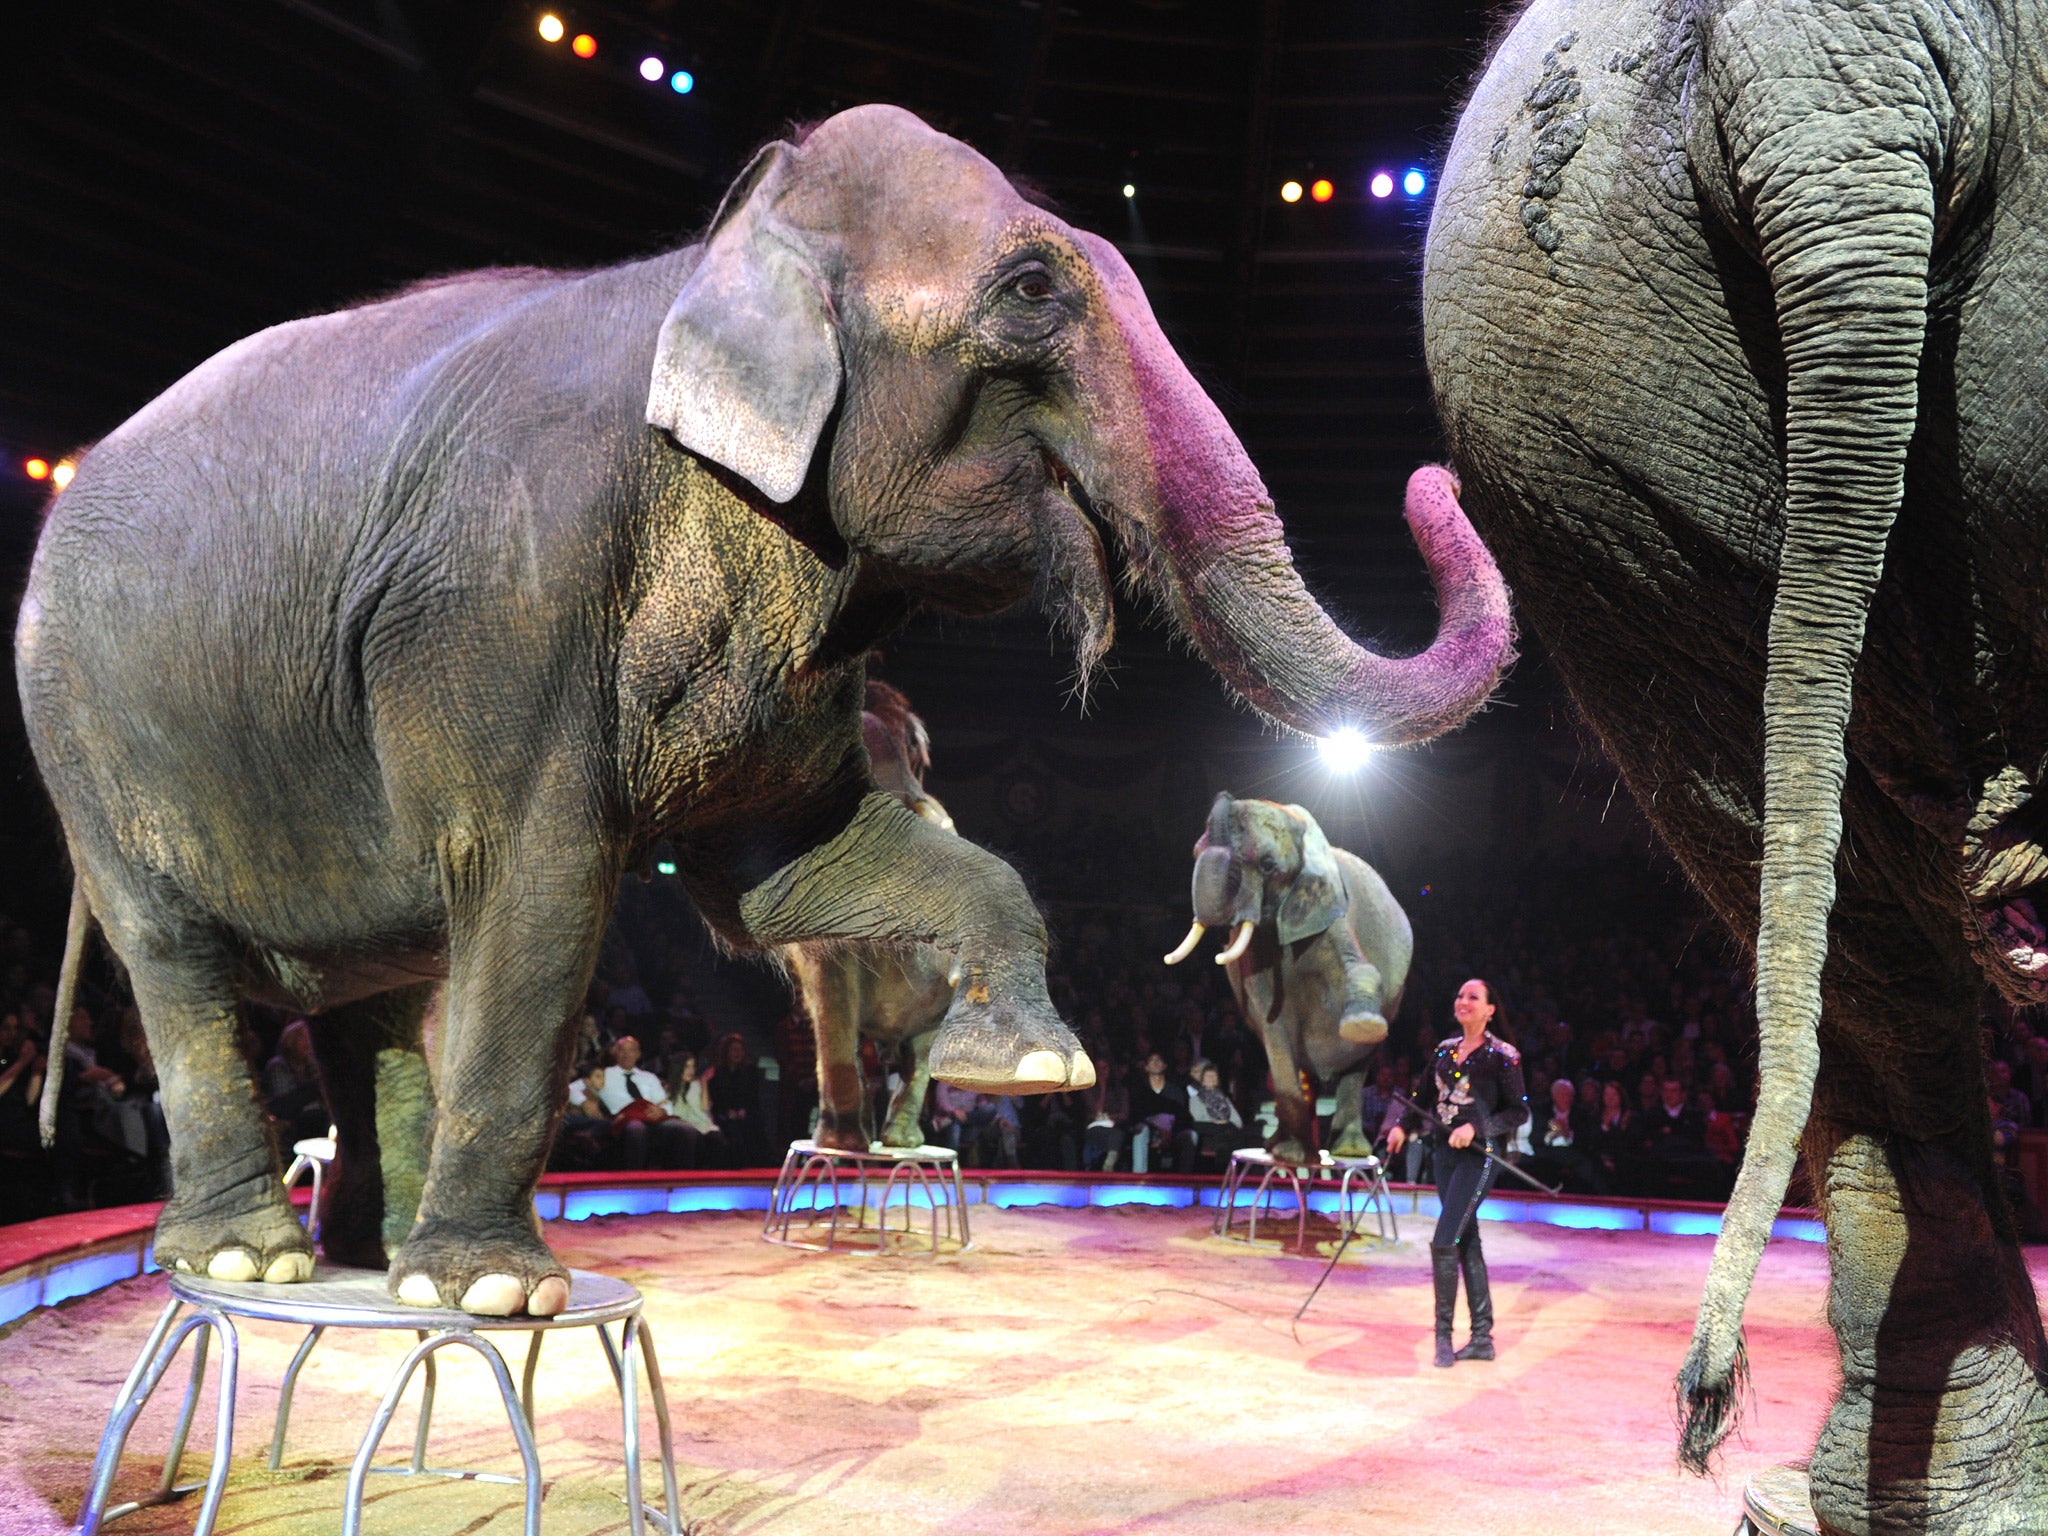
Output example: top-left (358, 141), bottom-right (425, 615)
top-left (648, 105), bottom-right (1513, 745)
top-left (1166, 794), bottom-right (1351, 967)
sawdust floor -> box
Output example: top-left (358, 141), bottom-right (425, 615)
top-left (0, 1204), bottom-right (1911, 1535)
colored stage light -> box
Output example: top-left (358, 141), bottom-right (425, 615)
top-left (1403, 168), bottom-right (1428, 196)
top-left (571, 32), bottom-right (597, 58)
top-left (1309, 178), bottom-right (1334, 203)
top-left (670, 69), bottom-right (694, 93)
top-left (1121, 182), bottom-right (1136, 199)
top-left (1280, 180), bottom-right (1303, 203)
top-left (655, 859), bottom-right (678, 876)
top-left (51, 460), bottom-right (75, 489)
top-left (640, 55), bottom-right (664, 81)
top-left (1317, 727), bottom-right (1372, 772)
top-left (537, 13), bottom-right (564, 42)
top-left (1370, 171), bottom-right (1394, 199)
top-left (24, 457), bottom-right (49, 480)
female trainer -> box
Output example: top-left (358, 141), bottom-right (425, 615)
top-left (1387, 977), bottom-right (1527, 1367)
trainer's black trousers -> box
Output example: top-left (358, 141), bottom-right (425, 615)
top-left (1432, 1141), bottom-right (1499, 1249)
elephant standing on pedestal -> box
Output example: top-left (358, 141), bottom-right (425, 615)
top-left (785, 681), bottom-right (957, 1154)
top-left (1166, 795), bottom-right (1411, 1165)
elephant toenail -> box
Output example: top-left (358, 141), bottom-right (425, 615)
top-left (460, 1274), bottom-right (527, 1315)
top-left (528, 1277), bottom-right (570, 1316)
top-left (1066, 1051), bottom-right (1097, 1089)
top-left (263, 1252), bottom-right (313, 1284)
top-left (396, 1274), bottom-right (443, 1307)
top-left (1014, 1050), bottom-right (1066, 1086)
top-left (207, 1250), bottom-right (260, 1282)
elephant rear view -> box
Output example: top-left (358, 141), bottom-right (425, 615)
top-left (1167, 794), bottom-right (1410, 1164)
top-left (1426, 0), bottom-right (2048, 1522)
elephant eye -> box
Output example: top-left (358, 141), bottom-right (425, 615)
top-left (1011, 267), bottom-right (1055, 302)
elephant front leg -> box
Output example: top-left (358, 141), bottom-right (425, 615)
top-left (390, 849), bottom-right (608, 1317)
top-left (1263, 1033), bottom-right (1316, 1167)
top-left (789, 949), bottom-right (869, 1153)
top-left (1808, 1127), bottom-right (2048, 1536)
top-left (1327, 924), bottom-right (1388, 1048)
top-left (734, 792), bottom-right (1089, 1093)
top-left (1327, 1066), bottom-right (1373, 1158)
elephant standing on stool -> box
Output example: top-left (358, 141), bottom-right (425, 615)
top-left (1166, 795), bottom-right (1411, 1165)
top-left (785, 681), bottom-right (956, 1153)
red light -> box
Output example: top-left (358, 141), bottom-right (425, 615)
top-left (24, 457), bottom-right (49, 480)
top-left (1309, 178), bottom-right (1335, 204)
top-left (571, 32), bottom-right (597, 57)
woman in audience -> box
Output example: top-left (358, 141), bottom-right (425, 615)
top-left (1590, 1079), bottom-right (1640, 1194)
top-left (665, 1052), bottom-right (727, 1166)
top-left (705, 1032), bottom-right (766, 1165)
top-left (1184, 1058), bottom-right (1259, 1168)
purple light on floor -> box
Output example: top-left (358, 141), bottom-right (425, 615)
top-left (1370, 171), bottom-right (1395, 199)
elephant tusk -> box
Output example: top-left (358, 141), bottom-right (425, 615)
top-left (1215, 921), bottom-right (1255, 965)
top-left (1162, 921), bottom-right (1207, 965)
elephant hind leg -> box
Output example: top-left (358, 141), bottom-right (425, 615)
top-left (1808, 1126), bottom-right (2048, 1536)
top-left (882, 1030), bottom-right (936, 1149)
top-left (1327, 1065), bottom-right (1373, 1157)
top-left (791, 949), bottom-right (868, 1153)
top-left (306, 983), bottom-right (437, 1270)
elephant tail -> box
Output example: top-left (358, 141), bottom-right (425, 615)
top-left (39, 878), bottom-right (94, 1149)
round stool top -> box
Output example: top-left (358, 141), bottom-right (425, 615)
top-left (787, 1138), bottom-right (958, 1163)
top-left (1742, 1465), bottom-right (1818, 1536)
top-left (165, 1264), bottom-right (642, 1330)
top-left (1228, 1148), bottom-right (1380, 1174)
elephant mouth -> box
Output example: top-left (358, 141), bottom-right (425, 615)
top-left (1963, 773), bottom-right (2048, 1002)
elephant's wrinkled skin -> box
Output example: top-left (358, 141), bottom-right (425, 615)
top-left (17, 105), bottom-right (1511, 1315)
top-left (786, 682), bottom-right (955, 1153)
top-left (1168, 795), bottom-right (1410, 1165)
top-left (1425, 2), bottom-right (2048, 1527)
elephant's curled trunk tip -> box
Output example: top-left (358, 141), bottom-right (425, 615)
top-left (1676, 1331), bottom-right (1750, 1475)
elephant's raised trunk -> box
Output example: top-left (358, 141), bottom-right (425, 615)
top-left (1088, 235), bottom-right (1513, 746)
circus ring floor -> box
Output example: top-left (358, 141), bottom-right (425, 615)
top-left (0, 1174), bottom-right (1985, 1536)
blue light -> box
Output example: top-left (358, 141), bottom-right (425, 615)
top-left (1403, 168), bottom-right (1427, 197)
top-left (669, 70), bottom-right (694, 94)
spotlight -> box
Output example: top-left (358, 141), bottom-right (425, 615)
top-left (1370, 171), bottom-right (1394, 199)
top-left (537, 12), bottom-right (564, 42)
top-left (655, 859), bottom-right (678, 876)
top-left (1309, 177), bottom-right (1334, 204)
top-left (571, 32), bottom-right (596, 57)
top-left (669, 69), bottom-right (694, 93)
top-left (1317, 727), bottom-right (1373, 772)
top-left (1280, 180), bottom-right (1303, 203)
top-left (1121, 182), bottom-right (1136, 199)
top-left (1403, 168), bottom-right (1428, 196)
top-left (51, 460), bottom-right (75, 490)
top-left (639, 55), bottom-right (664, 81)
top-left (24, 457), bottom-right (49, 480)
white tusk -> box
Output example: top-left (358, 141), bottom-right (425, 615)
top-left (1215, 921), bottom-right (1255, 965)
top-left (1162, 921), bottom-right (1207, 965)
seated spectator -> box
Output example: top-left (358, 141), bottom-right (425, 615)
top-left (553, 1062), bottom-right (615, 1170)
top-left (1590, 1080), bottom-right (1639, 1193)
top-left (570, 1034), bottom-right (700, 1170)
top-left (263, 1020), bottom-right (329, 1145)
top-left (1991, 1058), bottom-right (2032, 1131)
top-left (1027, 1089), bottom-right (1085, 1170)
top-left (1699, 1087), bottom-right (1743, 1172)
top-left (927, 1079), bottom-right (979, 1154)
top-left (1527, 1077), bottom-right (1601, 1193)
top-left (1359, 1061), bottom-right (1397, 1145)
top-left (1641, 1076), bottom-right (1728, 1197)
top-left (1990, 1092), bottom-right (2033, 1231)
top-left (1129, 1051), bottom-right (1192, 1173)
top-left (1080, 1068), bottom-right (1129, 1171)
top-left (962, 1092), bottom-right (1021, 1169)
top-left (1185, 1059), bottom-right (1259, 1168)
top-left (705, 1032), bottom-right (766, 1165)
top-left (0, 1011), bottom-right (49, 1221)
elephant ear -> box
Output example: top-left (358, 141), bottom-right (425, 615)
top-left (1276, 806), bottom-right (1349, 945)
top-left (646, 143), bottom-right (842, 505)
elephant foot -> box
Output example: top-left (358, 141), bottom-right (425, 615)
top-left (390, 1216), bottom-right (570, 1317)
top-left (1265, 1136), bottom-right (1313, 1167)
top-left (1328, 1129), bottom-right (1374, 1159)
top-left (929, 965), bottom-right (1093, 1094)
top-left (1337, 1008), bottom-right (1388, 1047)
top-left (812, 1122), bottom-right (869, 1154)
top-left (880, 1115), bottom-right (925, 1150)
top-left (156, 1185), bottom-right (315, 1285)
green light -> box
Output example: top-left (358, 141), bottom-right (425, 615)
top-left (655, 859), bottom-right (677, 876)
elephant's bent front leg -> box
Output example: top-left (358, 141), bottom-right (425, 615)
top-left (736, 792), bottom-right (1089, 1093)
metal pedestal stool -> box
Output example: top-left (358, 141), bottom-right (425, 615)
top-left (280, 1125), bottom-right (336, 1238)
top-left (764, 1139), bottom-right (972, 1255)
top-left (1213, 1148), bottom-right (1398, 1250)
top-left (1736, 1465), bottom-right (1817, 1536)
top-left (77, 1265), bottom-right (681, 1536)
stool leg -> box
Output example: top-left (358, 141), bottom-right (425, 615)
top-left (190, 1312), bottom-right (238, 1536)
top-left (596, 1321), bottom-right (625, 1392)
top-left (410, 1332), bottom-right (436, 1474)
top-left (620, 1315), bottom-right (645, 1536)
top-left (952, 1158), bottom-right (971, 1250)
top-left (633, 1316), bottom-right (682, 1535)
top-left (521, 1330), bottom-right (543, 1428)
top-left (268, 1325), bottom-right (325, 1470)
top-left (79, 1300), bottom-right (184, 1535)
top-left (307, 1158), bottom-right (323, 1239)
top-left (156, 1322), bottom-right (210, 1500)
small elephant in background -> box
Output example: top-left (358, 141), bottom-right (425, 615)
top-left (784, 681), bottom-right (956, 1153)
top-left (1167, 794), bottom-right (1410, 1165)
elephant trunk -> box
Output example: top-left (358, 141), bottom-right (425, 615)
top-left (1084, 236), bottom-right (1513, 746)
